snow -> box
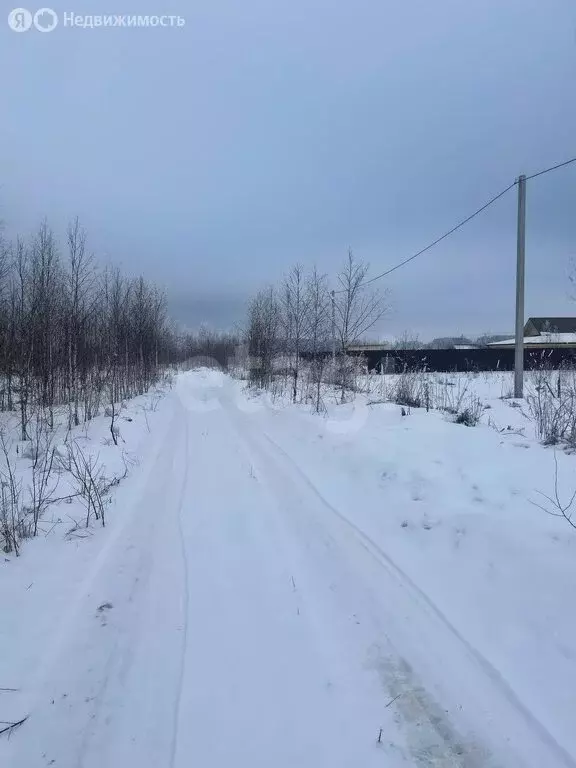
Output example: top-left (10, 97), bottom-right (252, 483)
top-left (2, 369), bottom-right (576, 767)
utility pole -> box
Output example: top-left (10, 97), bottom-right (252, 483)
top-left (514, 174), bottom-right (527, 398)
top-left (331, 290), bottom-right (336, 372)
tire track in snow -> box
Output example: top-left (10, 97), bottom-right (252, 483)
top-left (73, 400), bottom-right (188, 767)
top-left (257, 430), bottom-right (576, 768)
top-left (2, 394), bottom-right (187, 768)
top-left (76, 387), bottom-right (193, 768)
top-left (169, 396), bottom-right (192, 768)
top-left (221, 402), bottom-right (491, 766)
top-left (4, 398), bottom-right (179, 725)
top-left (172, 379), bottom-right (394, 767)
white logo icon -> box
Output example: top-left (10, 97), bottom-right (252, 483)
top-left (8, 8), bottom-right (33, 31)
top-left (33, 7), bottom-right (58, 31)
top-left (8, 7), bottom-right (58, 32)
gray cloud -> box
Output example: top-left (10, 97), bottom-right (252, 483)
top-left (1, 0), bottom-right (575, 339)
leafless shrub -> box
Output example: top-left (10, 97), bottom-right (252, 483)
top-left (336, 355), bottom-right (370, 402)
top-left (140, 404), bottom-right (151, 433)
top-left (268, 375), bottom-right (287, 403)
top-left (26, 410), bottom-right (59, 537)
top-left (149, 392), bottom-right (163, 412)
top-left (525, 367), bottom-right (576, 447)
top-left (104, 399), bottom-right (119, 446)
top-left (160, 371), bottom-right (175, 389)
top-left (434, 376), bottom-right (472, 415)
top-left (305, 359), bottom-right (328, 413)
top-left (0, 433), bottom-right (24, 554)
top-left (58, 440), bottom-right (108, 528)
top-left (531, 451), bottom-right (576, 531)
top-left (103, 450), bottom-right (133, 491)
top-left (120, 449), bottom-right (138, 474)
top-left (391, 369), bottom-right (425, 409)
top-left (452, 396), bottom-right (484, 427)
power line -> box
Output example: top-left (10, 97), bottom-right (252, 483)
top-left (525, 156), bottom-right (576, 181)
top-left (332, 153), bottom-right (576, 294)
top-left (339, 180), bottom-right (517, 292)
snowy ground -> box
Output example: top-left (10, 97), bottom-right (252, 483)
top-left (2, 369), bottom-right (576, 767)
top-left (359, 368), bottom-right (563, 439)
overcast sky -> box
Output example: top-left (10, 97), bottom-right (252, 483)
top-left (1, 0), bottom-right (575, 340)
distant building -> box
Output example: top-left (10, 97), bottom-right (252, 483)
top-left (488, 317), bottom-right (576, 349)
top-left (429, 336), bottom-right (475, 350)
top-left (475, 333), bottom-right (513, 346)
top-left (524, 317), bottom-right (576, 336)
top-left (454, 344), bottom-right (478, 350)
top-left (346, 342), bottom-right (390, 353)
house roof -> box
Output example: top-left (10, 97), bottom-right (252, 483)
top-left (489, 333), bottom-right (576, 347)
top-left (526, 317), bottom-right (576, 334)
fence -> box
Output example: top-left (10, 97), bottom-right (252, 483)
top-left (348, 347), bottom-right (576, 373)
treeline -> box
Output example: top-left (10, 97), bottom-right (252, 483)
top-left (0, 218), bottom-right (222, 438)
top-left (0, 218), bottom-right (246, 554)
top-left (179, 328), bottom-right (240, 371)
top-left (245, 250), bottom-right (387, 408)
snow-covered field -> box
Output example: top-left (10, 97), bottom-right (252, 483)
top-left (361, 368), bottom-right (570, 440)
top-left (2, 369), bottom-right (576, 767)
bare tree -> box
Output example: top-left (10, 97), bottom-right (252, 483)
top-left (334, 250), bottom-right (388, 400)
top-left (280, 265), bottom-right (309, 403)
top-left (12, 238), bottom-right (33, 441)
top-left (29, 221), bottom-right (61, 427)
top-left (393, 331), bottom-right (422, 350)
top-left (65, 218), bottom-right (96, 428)
top-left (304, 267), bottom-right (330, 412)
top-left (0, 237), bottom-right (11, 411)
top-left (247, 288), bottom-right (280, 388)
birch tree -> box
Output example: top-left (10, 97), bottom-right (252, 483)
top-left (334, 249), bottom-right (388, 400)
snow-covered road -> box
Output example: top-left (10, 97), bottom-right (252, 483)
top-left (3, 370), bottom-right (576, 767)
